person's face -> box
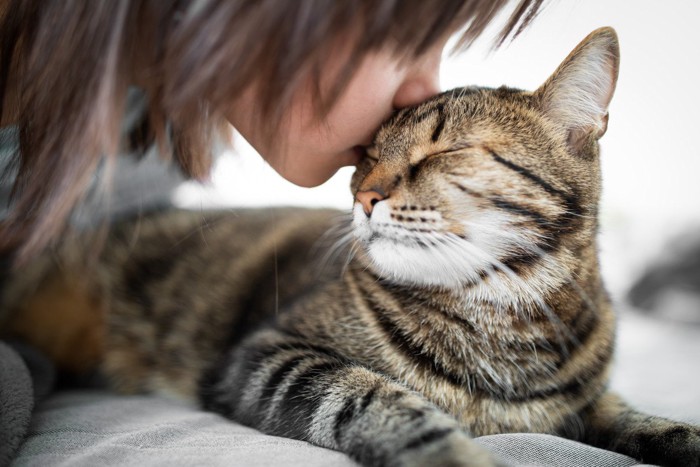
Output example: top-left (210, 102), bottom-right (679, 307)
top-left (228, 38), bottom-right (448, 187)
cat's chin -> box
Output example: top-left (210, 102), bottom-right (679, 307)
top-left (360, 237), bottom-right (484, 291)
top-left (352, 202), bottom-right (485, 290)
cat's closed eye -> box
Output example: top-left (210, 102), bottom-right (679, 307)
top-left (426, 144), bottom-right (473, 158)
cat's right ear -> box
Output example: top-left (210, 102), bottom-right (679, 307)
top-left (534, 27), bottom-right (620, 153)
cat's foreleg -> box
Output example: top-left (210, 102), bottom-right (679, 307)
top-left (202, 329), bottom-right (502, 467)
top-left (574, 391), bottom-right (700, 466)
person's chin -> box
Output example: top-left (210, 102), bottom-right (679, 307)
top-left (273, 149), bottom-right (361, 188)
top-left (279, 163), bottom-right (339, 188)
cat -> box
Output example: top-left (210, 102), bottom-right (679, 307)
top-left (2, 27), bottom-right (699, 467)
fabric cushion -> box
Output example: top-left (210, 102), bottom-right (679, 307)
top-left (12, 390), bottom-right (652, 467)
top-left (0, 342), bottom-right (34, 466)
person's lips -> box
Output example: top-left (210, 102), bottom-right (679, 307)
top-left (351, 145), bottom-right (368, 163)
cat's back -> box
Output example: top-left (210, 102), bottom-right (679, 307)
top-left (101, 206), bottom-right (346, 317)
top-left (98, 206), bottom-right (346, 396)
top-left (1, 207), bottom-right (345, 396)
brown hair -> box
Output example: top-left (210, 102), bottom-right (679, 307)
top-left (0, 0), bottom-right (543, 264)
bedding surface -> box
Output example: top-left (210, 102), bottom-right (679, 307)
top-left (10, 390), bottom-right (650, 467)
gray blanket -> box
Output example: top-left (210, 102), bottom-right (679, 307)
top-left (1, 340), bottom-right (651, 466)
top-left (0, 340), bottom-right (54, 466)
top-left (0, 341), bottom-right (32, 466)
top-left (11, 387), bottom-right (648, 467)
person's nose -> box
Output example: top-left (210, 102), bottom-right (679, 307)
top-left (391, 55), bottom-right (442, 110)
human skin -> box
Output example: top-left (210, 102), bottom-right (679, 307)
top-left (228, 38), bottom-right (448, 188)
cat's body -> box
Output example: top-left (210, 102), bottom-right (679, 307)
top-left (72, 204), bottom-right (611, 436)
top-left (2, 28), bottom-right (699, 466)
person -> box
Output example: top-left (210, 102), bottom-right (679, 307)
top-left (0, 0), bottom-right (544, 265)
top-left (0, 2), bottom-right (645, 467)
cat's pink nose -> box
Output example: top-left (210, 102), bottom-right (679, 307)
top-left (356, 190), bottom-right (385, 217)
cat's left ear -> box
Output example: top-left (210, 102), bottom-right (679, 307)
top-left (534, 27), bottom-right (620, 152)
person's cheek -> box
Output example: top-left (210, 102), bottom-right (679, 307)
top-left (235, 52), bottom-right (409, 187)
top-left (323, 72), bottom-right (400, 160)
top-left (286, 89), bottom-right (391, 185)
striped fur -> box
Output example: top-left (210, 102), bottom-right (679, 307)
top-left (2, 28), bottom-right (699, 466)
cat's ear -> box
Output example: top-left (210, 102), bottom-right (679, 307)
top-left (534, 27), bottom-right (620, 153)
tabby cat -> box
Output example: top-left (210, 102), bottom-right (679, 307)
top-left (3, 28), bottom-right (699, 467)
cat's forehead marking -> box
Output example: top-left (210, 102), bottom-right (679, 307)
top-left (379, 99), bottom-right (463, 165)
top-left (376, 86), bottom-right (555, 172)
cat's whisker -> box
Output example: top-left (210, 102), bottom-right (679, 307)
top-left (412, 230), bottom-right (486, 286)
top-left (312, 215), bottom-right (354, 253)
top-left (457, 218), bottom-right (558, 266)
top-left (459, 222), bottom-right (549, 254)
top-left (341, 239), bottom-right (362, 278)
top-left (315, 229), bottom-right (355, 278)
top-left (561, 210), bottom-right (595, 220)
top-left (312, 216), bottom-right (355, 275)
top-left (441, 235), bottom-right (528, 300)
top-left (420, 231), bottom-right (478, 285)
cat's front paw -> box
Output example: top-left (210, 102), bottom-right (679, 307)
top-left (629, 423), bottom-right (700, 467)
top-left (393, 430), bottom-right (505, 467)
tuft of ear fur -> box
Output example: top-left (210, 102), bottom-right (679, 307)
top-left (534, 27), bottom-right (620, 152)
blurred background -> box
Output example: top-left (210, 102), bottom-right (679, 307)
top-left (174, 1), bottom-right (700, 421)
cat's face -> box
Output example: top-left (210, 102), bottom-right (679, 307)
top-left (351, 28), bottom-right (619, 295)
